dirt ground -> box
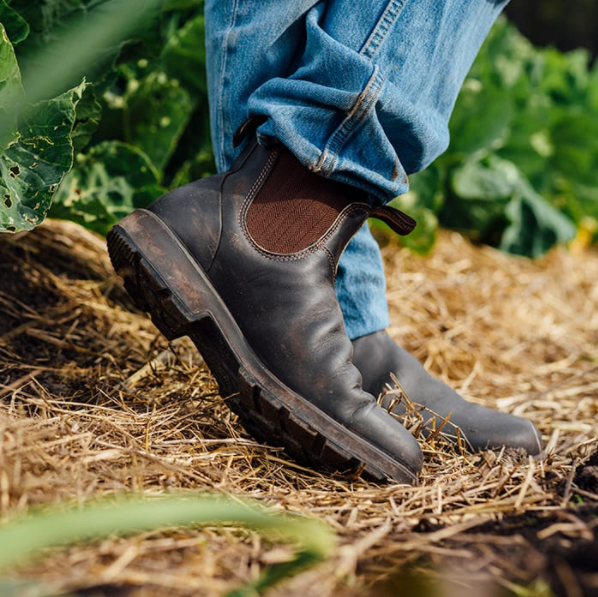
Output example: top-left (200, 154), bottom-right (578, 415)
top-left (0, 220), bottom-right (597, 597)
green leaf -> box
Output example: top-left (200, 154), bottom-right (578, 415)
top-left (163, 0), bottom-right (204, 10)
top-left (0, 0), bottom-right (30, 45)
top-left (171, 144), bottom-right (215, 187)
top-left (442, 153), bottom-right (577, 256)
top-left (468, 17), bottom-right (535, 92)
top-left (439, 156), bottom-right (516, 241)
top-left (0, 83), bottom-right (90, 233)
top-left (537, 47), bottom-right (591, 106)
top-left (0, 23), bottom-right (24, 124)
top-left (448, 84), bottom-right (513, 156)
top-left (124, 71), bottom-right (193, 172)
top-left (394, 202), bottom-right (438, 255)
top-left (588, 57), bottom-right (598, 112)
top-left (408, 164), bottom-right (444, 212)
top-left (162, 13), bottom-right (207, 95)
top-left (0, 494), bottom-right (335, 597)
top-left (9, 0), bottom-right (84, 41)
top-left (14, 0), bottom-right (163, 106)
top-left (49, 140), bottom-right (163, 235)
top-left (500, 179), bottom-right (576, 257)
top-left (70, 82), bottom-right (102, 152)
top-left (452, 154), bottom-right (520, 201)
top-left (550, 110), bottom-right (598, 187)
top-left (496, 99), bottom-right (554, 194)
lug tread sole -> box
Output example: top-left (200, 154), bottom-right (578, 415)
top-left (107, 210), bottom-right (417, 484)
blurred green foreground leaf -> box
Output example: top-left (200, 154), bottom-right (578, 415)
top-left (0, 493), bottom-right (336, 597)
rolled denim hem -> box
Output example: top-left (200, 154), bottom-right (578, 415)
top-left (253, 69), bottom-right (410, 207)
top-left (205, 0), bottom-right (510, 337)
top-left (247, 2), bottom-right (410, 206)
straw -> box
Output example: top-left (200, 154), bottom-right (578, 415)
top-left (0, 221), bottom-right (596, 596)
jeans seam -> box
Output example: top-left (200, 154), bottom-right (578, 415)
top-left (359, 0), bottom-right (407, 60)
top-left (314, 67), bottom-right (384, 176)
top-left (216, 0), bottom-right (239, 172)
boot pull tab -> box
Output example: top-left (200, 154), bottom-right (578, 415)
top-left (233, 115), bottom-right (268, 148)
top-left (369, 205), bottom-right (417, 236)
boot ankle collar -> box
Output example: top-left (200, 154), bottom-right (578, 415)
top-left (233, 115), bottom-right (268, 148)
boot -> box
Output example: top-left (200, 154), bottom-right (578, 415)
top-left (352, 330), bottom-right (543, 455)
top-left (107, 132), bottom-right (423, 483)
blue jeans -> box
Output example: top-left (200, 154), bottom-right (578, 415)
top-left (204, 0), bottom-right (508, 339)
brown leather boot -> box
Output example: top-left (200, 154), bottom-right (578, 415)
top-left (352, 330), bottom-right (543, 455)
top-left (107, 136), bottom-right (423, 483)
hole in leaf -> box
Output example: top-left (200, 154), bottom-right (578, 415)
top-left (6, 226), bottom-right (16, 232)
top-left (4, 194), bottom-right (12, 208)
top-left (9, 165), bottom-right (20, 178)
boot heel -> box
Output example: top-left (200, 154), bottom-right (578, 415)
top-left (107, 210), bottom-right (211, 341)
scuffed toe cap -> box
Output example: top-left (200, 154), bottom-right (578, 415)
top-left (349, 402), bottom-right (423, 484)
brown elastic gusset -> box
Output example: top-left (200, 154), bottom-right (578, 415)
top-left (245, 150), bottom-right (354, 254)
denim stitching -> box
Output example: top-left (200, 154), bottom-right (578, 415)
top-left (311, 1), bottom-right (408, 177)
top-left (360, 0), bottom-right (407, 60)
top-left (314, 67), bottom-right (384, 176)
top-left (216, 0), bottom-right (239, 173)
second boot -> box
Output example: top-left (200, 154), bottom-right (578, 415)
top-left (352, 330), bottom-right (543, 455)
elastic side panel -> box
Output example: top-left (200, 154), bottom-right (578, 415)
top-left (245, 151), bottom-right (350, 254)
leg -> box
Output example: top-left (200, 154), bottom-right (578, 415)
top-left (108, 0), bottom-right (540, 486)
top-left (204, 0), bottom-right (542, 455)
top-left (206, 0), bottom-right (513, 340)
top-left (107, 0), bottom-right (432, 484)
top-left (205, 0), bottom-right (392, 340)
top-left (335, 225), bottom-right (390, 340)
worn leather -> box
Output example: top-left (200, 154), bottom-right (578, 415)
top-left (148, 141), bottom-right (423, 474)
top-left (352, 330), bottom-right (543, 455)
top-left (151, 174), bottom-right (224, 272)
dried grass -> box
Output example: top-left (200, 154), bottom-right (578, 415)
top-left (0, 220), bottom-right (597, 597)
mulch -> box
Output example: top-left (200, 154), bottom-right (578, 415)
top-left (0, 220), bottom-right (597, 597)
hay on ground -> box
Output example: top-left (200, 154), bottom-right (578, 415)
top-left (0, 220), bottom-right (597, 597)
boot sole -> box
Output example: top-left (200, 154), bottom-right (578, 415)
top-left (107, 209), bottom-right (417, 484)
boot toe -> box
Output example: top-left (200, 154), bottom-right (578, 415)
top-left (352, 331), bottom-right (543, 457)
top-left (455, 405), bottom-right (543, 456)
top-left (350, 403), bottom-right (423, 482)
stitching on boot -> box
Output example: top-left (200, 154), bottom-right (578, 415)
top-left (323, 246), bottom-right (337, 284)
top-left (243, 148), bottom-right (280, 209)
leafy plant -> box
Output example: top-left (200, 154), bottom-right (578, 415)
top-left (0, 0), bottom-right (208, 235)
top-left (0, 8), bottom-right (596, 258)
top-left (399, 18), bottom-right (596, 256)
